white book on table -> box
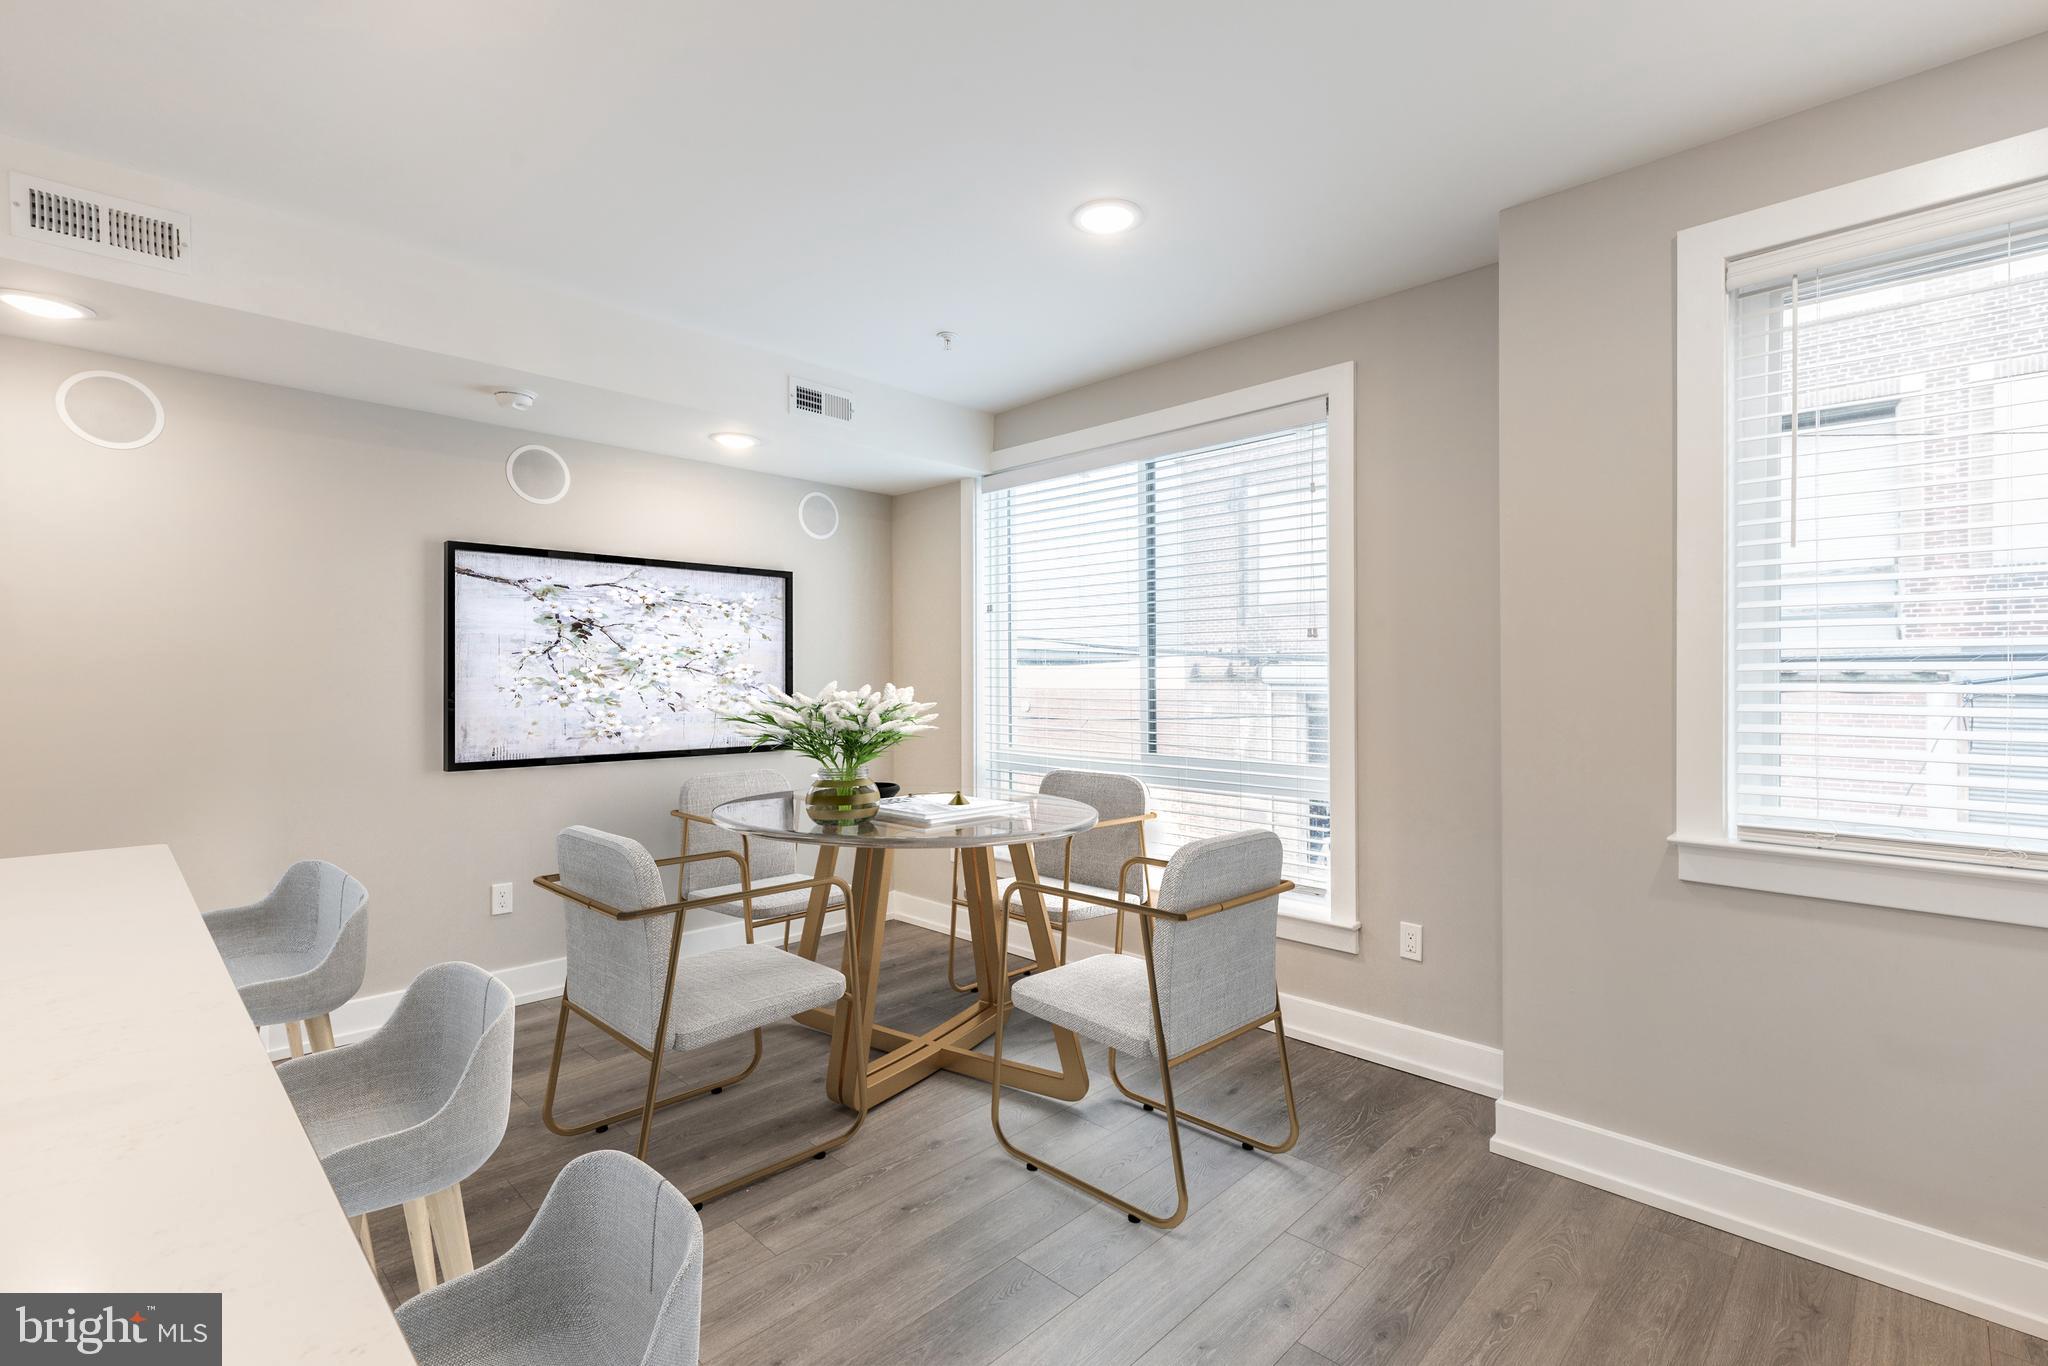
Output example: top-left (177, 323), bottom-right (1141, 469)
top-left (874, 794), bottom-right (1029, 828)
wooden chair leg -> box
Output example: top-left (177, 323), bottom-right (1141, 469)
top-left (424, 1184), bottom-right (473, 1278)
top-left (350, 1214), bottom-right (375, 1265)
top-left (402, 1198), bottom-right (438, 1292)
top-left (305, 1014), bottom-right (336, 1052)
top-left (284, 1020), bottom-right (306, 1058)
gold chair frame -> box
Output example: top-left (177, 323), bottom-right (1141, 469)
top-left (532, 825), bottom-right (865, 1208)
top-left (988, 855), bottom-right (1300, 1230)
top-left (945, 811), bottom-right (1159, 992)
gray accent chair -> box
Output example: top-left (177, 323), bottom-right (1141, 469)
top-left (396, 1150), bottom-right (703, 1366)
top-left (202, 859), bottom-right (368, 1056)
top-left (534, 826), bottom-right (863, 1205)
top-left (991, 828), bottom-right (1300, 1229)
top-left (279, 961), bottom-right (515, 1292)
top-left (947, 770), bottom-right (1156, 990)
top-left (674, 769), bottom-right (847, 944)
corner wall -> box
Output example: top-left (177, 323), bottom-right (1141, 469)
top-left (888, 479), bottom-right (973, 906)
top-left (990, 266), bottom-right (1504, 1053)
top-left (1496, 31), bottom-right (2048, 1273)
top-left (0, 336), bottom-right (893, 995)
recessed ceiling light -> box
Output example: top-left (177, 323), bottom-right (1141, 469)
top-left (1, 290), bottom-right (96, 320)
top-left (711, 432), bottom-right (759, 451)
top-left (1071, 199), bottom-right (1142, 235)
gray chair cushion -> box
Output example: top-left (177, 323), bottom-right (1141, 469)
top-left (396, 1149), bottom-right (702, 1366)
top-left (1009, 953), bottom-right (1157, 1057)
top-left (670, 944), bottom-right (846, 1052)
top-left (278, 961), bottom-right (515, 1217)
top-left (1033, 883), bottom-right (1123, 924)
top-left (559, 826), bottom-right (676, 1052)
top-left (677, 769), bottom-right (798, 894)
top-left (1149, 829), bottom-right (1283, 1057)
top-left (1007, 828), bottom-right (1283, 1060)
top-left (202, 859), bottom-right (368, 1027)
top-left (1035, 770), bottom-right (1150, 893)
top-left (557, 825), bottom-right (846, 1054)
top-left (688, 872), bottom-right (845, 923)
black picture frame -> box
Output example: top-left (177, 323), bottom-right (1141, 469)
top-left (443, 539), bottom-right (793, 772)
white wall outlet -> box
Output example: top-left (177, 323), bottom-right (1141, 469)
top-left (1399, 921), bottom-right (1423, 961)
top-left (490, 882), bottom-right (514, 917)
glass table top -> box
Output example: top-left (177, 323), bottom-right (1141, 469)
top-left (710, 792), bottom-right (1097, 849)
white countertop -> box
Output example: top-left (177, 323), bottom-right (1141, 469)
top-left (0, 845), bottom-right (415, 1363)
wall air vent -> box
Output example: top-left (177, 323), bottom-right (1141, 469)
top-left (789, 376), bottom-right (854, 423)
top-left (8, 173), bottom-right (191, 274)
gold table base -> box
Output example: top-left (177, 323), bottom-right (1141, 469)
top-left (789, 840), bottom-right (1087, 1107)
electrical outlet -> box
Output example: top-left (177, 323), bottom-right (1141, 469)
top-left (490, 882), bottom-right (514, 917)
top-left (1399, 921), bottom-right (1423, 961)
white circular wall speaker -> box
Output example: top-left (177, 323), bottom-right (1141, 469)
top-left (798, 491), bottom-right (840, 540)
top-left (505, 444), bottom-right (571, 504)
top-left (55, 370), bottom-right (164, 449)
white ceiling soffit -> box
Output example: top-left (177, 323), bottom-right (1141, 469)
top-left (0, 1), bottom-right (2043, 414)
top-left (0, 135), bottom-right (989, 494)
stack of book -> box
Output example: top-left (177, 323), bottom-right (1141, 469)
top-left (874, 793), bottom-right (1029, 829)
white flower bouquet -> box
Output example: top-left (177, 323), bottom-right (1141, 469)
top-left (727, 681), bottom-right (938, 781)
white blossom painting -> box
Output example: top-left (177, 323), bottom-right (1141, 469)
top-left (445, 541), bottom-right (791, 769)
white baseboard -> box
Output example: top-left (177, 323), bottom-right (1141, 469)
top-left (885, 893), bottom-right (1504, 1099)
top-left (1492, 1099), bottom-right (2048, 1340)
top-left (263, 910), bottom-right (846, 1060)
top-left (1275, 994), bottom-right (1503, 1098)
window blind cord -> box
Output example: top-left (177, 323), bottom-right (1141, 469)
top-left (1788, 274), bottom-right (1801, 548)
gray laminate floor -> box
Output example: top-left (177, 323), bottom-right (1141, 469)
top-left (356, 922), bottom-right (2041, 1365)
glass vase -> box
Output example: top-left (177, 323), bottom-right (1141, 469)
top-left (807, 767), bottom-right (881, 826)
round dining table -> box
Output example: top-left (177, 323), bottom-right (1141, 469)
top-left (711, 792), bottom-right (1098, 1108)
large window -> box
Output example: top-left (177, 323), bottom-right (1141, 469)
top-left (977, 404), bottom-right (1333, 910)
top-left (1728, 208), bottom-right (2048, 867)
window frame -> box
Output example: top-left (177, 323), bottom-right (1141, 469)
top-left (1673, 126), bottom-right (2048, 929)
top-left (976, 363), bottom-right (1359, 952)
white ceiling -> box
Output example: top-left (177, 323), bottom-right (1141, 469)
top-left (1, 1), bottom-right (2044, 413)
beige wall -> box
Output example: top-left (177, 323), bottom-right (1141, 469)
top-left (1498, 33), bottom-right (2048, 1257)
top-left (993, 266), bottom-right (1503, 1047)
top-left (887, 479), bottom-right (971, 905)
top-left (0, 336), bottom-right (893, 995)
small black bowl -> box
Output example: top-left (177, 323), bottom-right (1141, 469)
top-left (875, 781), bottom-right (902, 801)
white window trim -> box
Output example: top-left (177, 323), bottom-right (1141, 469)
top-left (976, 363), bottom-right (1360, 951)
top-left (1673, 125), bottom-right (2048, 930)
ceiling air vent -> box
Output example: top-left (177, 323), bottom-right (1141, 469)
top-left (789, 376), bottom-right (854, 423)
top-left (8, 173), bottom-right (191, 274)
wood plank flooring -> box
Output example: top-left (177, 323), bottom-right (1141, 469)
top-left (355, 922), bottom-right (2039, 1365)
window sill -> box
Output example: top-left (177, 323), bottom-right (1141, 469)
top-left (1669, 834), bottom-right (2048, 930)
top-left (989, 852), bottom-right (1360, 951)
top-left (1278, 905), bottom-right (1360, 953)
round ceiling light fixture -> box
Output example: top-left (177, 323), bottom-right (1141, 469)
top-left (710, 432), bottom-right (759, 451)
top-left (1, 290), bottom-right (96, 320)
top-left (1070, 199), bottom-right (1142, 235)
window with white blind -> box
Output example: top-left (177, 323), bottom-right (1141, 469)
top-left (977, 401), bottom-right (1335, 913)
top-left (1728, 205), bottom-right (2048, 868)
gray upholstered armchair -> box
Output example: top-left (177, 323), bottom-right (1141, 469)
top-left (946, 770), bottom-right (1157, 990)
top-left (990, 828), bottom-right (1300, 1229)
top-left (202, 858), bottom-right (368, 1055)
top-left (279, 960), bottom-right (515, 1292)
top-left (396, 1150), bottom-right (703, 1366)
top-left (534, 825), bottom-right (862, 1206)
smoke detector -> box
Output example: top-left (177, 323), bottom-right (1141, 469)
top-left (493, 388), bottom-right (537, 411)
top-left (788, 376), bottom-right (854, 423)
top-left (9, 173), bottom-right (190, 273)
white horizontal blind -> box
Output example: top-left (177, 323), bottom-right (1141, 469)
top-left (1730, 207), bottom-right (2048, 867)
top-left (979, 415), bottom-right (1332, 905)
